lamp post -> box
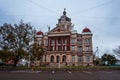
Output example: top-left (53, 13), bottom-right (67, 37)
top-left (27, 46), bottom-right (31, 68)
top-left (58, 61), bottom-right (60, 69)
top-left (28, 53), bottom-right (31, 68)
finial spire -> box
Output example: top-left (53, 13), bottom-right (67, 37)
top-left (47, 25), bottom-right (50, 32)
top-left (64, 8), bottom-right (66, 11)
top-left (63, 8), bottom-right (66, 15)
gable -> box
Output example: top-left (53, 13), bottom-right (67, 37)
top-left (48, 26), bottom-right (67, 33)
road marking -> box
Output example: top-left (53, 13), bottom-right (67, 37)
top-left (67, 71), bottom-right (72, 74)
top-left (83, 71), bottom-right (92, 74)
top-left (12, 70), bottom-right (41, 73)
top-left (52, 71), bottom-right (55, 74)
top-left (102, 71), bottom-right (112, 73)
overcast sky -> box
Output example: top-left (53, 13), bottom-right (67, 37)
top-left (0, 0), bottom-right (120, 56)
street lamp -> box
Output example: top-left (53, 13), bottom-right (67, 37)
top-left (27, 46), bottom-right (31, 68)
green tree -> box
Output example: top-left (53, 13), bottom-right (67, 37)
top-left (101, 53), bottom-right (117, 65)
top-left (0, 20), bottom-right (36, 66)
top-left (0, 49), bottom-right (14, 62)
top-left (30, 43), bottom-right (45, 62)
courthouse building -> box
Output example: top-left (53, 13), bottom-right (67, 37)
top-left (35, 9), bottom-right (93, 67)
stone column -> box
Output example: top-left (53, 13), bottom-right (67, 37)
top-left (60, 55), bottom-right (62, 63)
top-left (54, 55), bottom-right (56, 63)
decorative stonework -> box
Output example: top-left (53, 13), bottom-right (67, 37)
top-left (35, 9), bottom-right (93, 67)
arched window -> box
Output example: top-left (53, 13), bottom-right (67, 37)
top-left (62, 55), bottom-right (66, 62)
top-left (50, 56), bottom-right (54, 63)
top-left (56, 56), bottom-right (60, 63)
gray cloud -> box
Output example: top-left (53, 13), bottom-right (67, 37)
top-left (0, 0), bottom-right (120, 56)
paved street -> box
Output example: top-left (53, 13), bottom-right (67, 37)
top-left (0, 70), bottom-right (120, 80)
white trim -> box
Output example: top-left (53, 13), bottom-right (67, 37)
top-left (35, 35), bottom-right (43, 37)
top-left (48, 34), bottom-right (70, 36)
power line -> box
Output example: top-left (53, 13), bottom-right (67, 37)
top-left (27, 0), bottom-right (57, 14)
top-left (0, 0), bottom-right (119, 21)
top-left (77, 15), bottom-right (120, 20)
top-left (79, 0), bottom-right (114, 13)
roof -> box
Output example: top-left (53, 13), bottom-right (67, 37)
top-left (82, 27), bottom-right (91, 33)
top-left (36, 31), bottom-right (44, 35)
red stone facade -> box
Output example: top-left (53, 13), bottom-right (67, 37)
top-left (35, 9), bottom-right (93, 67)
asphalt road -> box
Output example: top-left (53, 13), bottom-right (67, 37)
top-left (0, 70), bottom-right (120, 80)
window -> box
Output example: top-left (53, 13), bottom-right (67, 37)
top-left (67, 39), bottom-right (70, 44)
top-left (65, 39), bottom-right (66, 44)
top-left (67, 46), bottom-right (70, 51)
top-left (56, 46), bottom-right (58, 51)
top-left (50, 56), bottom-right (54, 62)
top-left (84, 39), bottom-right (91, 44)
top-left (58, 46), bottom-right (61, 51)
top-left (50, 46), bottom-right (53, 51)
top-left (63, 39), bottom-right (65, 44)
top-left (78, 56), bottom-right (82, 62)
top-left (50, 46), bottom-right (55, 51)
top-left (58, 38), bottom-right (61, 44)
top-left (78, 47), bottom-right (82, 52)
top-left (62, 55), bottom-right (66, 62)
top-left (86, 56), bottom-right (90, 62)
top-left (45, 39), bottom-right (48, 45)
top-left (51, 40), bottom-right (54, 44)
top-left (87, 39), bottom-right (91, 44)
top-left (63, 46), bottom-right (65, 51)
top-left (56, 40), bottom-right (58, 44)
top-left (84, 39), bottom-right (87, 44)
top-left (71, 46), bottom-right (75, 51)
top-left (71, 38), bottom-right (75, 44)
top-left (78, 40), bottom-right (82, 45)
top-left (72, 55), bottom-right (75, 62)
top-left (85, 46), bottom-right (89, 51)
top-left (52, 46), bottom-right (55, 51)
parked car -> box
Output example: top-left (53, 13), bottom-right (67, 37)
top-left (0, 59), bottom-right (5, 66)
top-left (0, 62), bottom-right (5, 66)
top-left (17, 59), bottom-right (29, 66)
top-left (5, 60), bottom-right (14, 66)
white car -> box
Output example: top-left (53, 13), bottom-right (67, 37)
top-left (18, 59), bottom-right (29, 66)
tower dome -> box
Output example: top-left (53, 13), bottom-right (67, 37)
top-left (58, 8), bottom-right (71, 22)
top-left (36, 31), bottom-right (44, 35)
top-left (82, 27), bottom-right (91, 33)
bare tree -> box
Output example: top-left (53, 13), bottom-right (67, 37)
top-left (113, 46), bottom-right (120, 58)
